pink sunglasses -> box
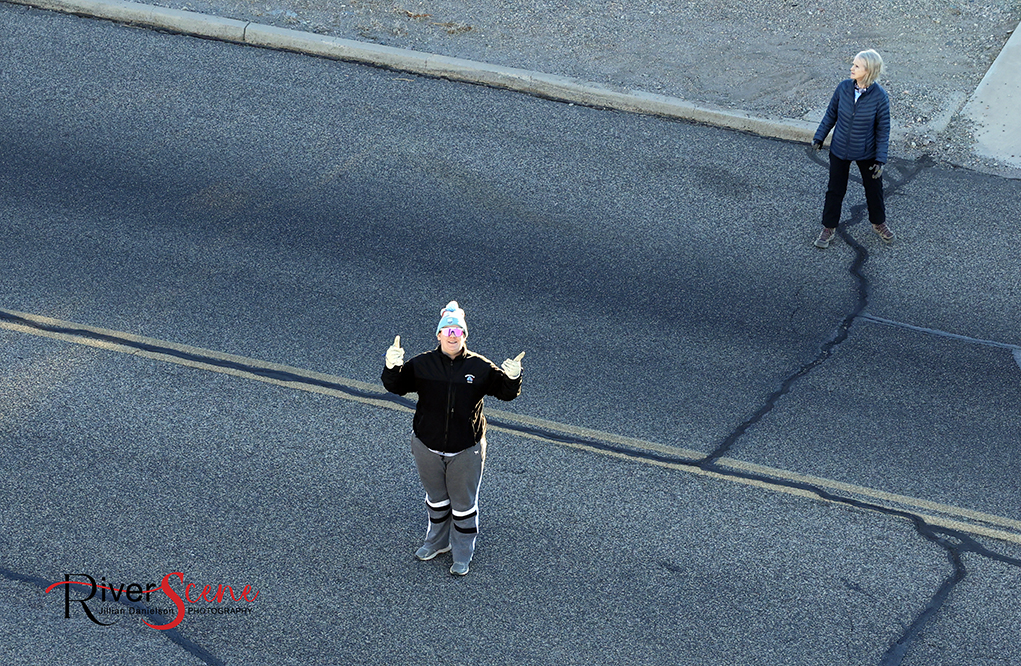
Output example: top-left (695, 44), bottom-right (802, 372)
top-left (440, 327), bottom-right (465, 338)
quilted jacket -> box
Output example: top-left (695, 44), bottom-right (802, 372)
top-left (814, 79), bottom-right (890, 164)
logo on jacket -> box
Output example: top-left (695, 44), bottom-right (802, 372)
top-left (464, 374), bottom-right (475, 383)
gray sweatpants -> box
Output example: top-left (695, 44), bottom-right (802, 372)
top-left (411, 435), bottom-right (486, 565)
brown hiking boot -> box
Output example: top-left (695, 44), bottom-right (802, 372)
top-left (814, 227), bottom-right (836, 249)
top-left (873, 223), bottom-right (895, 243)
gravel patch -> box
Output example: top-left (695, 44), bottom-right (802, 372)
top-left (129, 0), bottom-right (1021, 176)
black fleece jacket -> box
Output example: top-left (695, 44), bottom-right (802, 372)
top-left (382, 346), bottom-right (522, 454)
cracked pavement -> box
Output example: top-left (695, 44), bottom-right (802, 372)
top-left (2, 2), bottom-right (1021, 665)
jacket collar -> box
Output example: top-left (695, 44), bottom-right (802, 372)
top-left (850, 79), bottom-right (876, 96)
top-left (435, 345), bottom-right (467, 361)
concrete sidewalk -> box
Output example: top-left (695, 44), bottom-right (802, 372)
top-left (964, 25), bottom-right (1021, 169)
top-left (7, 0), bottom-right (1021, 176)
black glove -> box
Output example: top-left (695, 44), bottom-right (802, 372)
top-left (870, 163), bottom-right (884, 179)
top-left (812, 140), bottom-right (823, 151)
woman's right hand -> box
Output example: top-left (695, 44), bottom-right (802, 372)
top-left (385, 335), bottom-right (404, 369)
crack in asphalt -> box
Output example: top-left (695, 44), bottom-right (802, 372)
top-left (706, 462), bottom-right (1021, 665)
top-left (2, 166), bottom-right (1015, 666)
top-left (699, 152), bottom-right (931, 468)
top-left (861, 313), bottom-right (1021, 352)
top-left (690, 152), bottom-right (1016, 665)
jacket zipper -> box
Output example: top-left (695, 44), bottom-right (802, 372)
top-left (443, 355), bottom-right (455, 448)
top-left (844, 84), bottom-right (860, 157)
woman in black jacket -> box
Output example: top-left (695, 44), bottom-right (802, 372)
top-left (382, 301), bottom-right (523, 576)
top-left (812, 49), bottom-right (894, 249)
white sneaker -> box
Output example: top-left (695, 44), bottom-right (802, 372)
top-left (415, 544), bottom-right (451, 561)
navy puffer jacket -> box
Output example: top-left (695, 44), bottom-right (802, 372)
top-left (814, 79), bottom-right (890, 164)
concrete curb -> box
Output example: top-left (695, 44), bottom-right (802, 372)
top-left (24, 0), bottom-right (1018, 155)
top-left (15, 0), bottom-right (249, 39)
top-left (10, 0), bottom-right (827, 144)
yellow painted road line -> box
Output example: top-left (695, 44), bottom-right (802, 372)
top-left (4, 307), bottom-right (1021, 545)
top-left (483, 424), bottom-right (1021, 546)
top-left (0, 308), bottom-right (410, 414)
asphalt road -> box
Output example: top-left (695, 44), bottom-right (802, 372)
top-left (2, 4), bottom-right (1021, 665)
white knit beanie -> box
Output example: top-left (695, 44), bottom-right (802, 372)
top-left (436, 300), bottom-right (468, 335)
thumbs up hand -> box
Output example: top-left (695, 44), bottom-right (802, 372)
top-left (385, 335), bottom-right (405, 369)
top-left (501, 351), bottom-right (525, 379)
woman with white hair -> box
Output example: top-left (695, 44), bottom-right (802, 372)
top-left (812, 49), bottom-right (894, 248)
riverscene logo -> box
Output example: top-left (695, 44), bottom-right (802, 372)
top-left (45, 572), bottom-right (259, 630)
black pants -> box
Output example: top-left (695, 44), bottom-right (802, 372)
top-left (822, 154), bottom-right (885, 229)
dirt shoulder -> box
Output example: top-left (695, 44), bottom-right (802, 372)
top-left (157, 0), bottom-right (1021, 176)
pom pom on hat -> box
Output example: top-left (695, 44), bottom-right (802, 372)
top-left (436, 300), bottom-right (468, 335)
